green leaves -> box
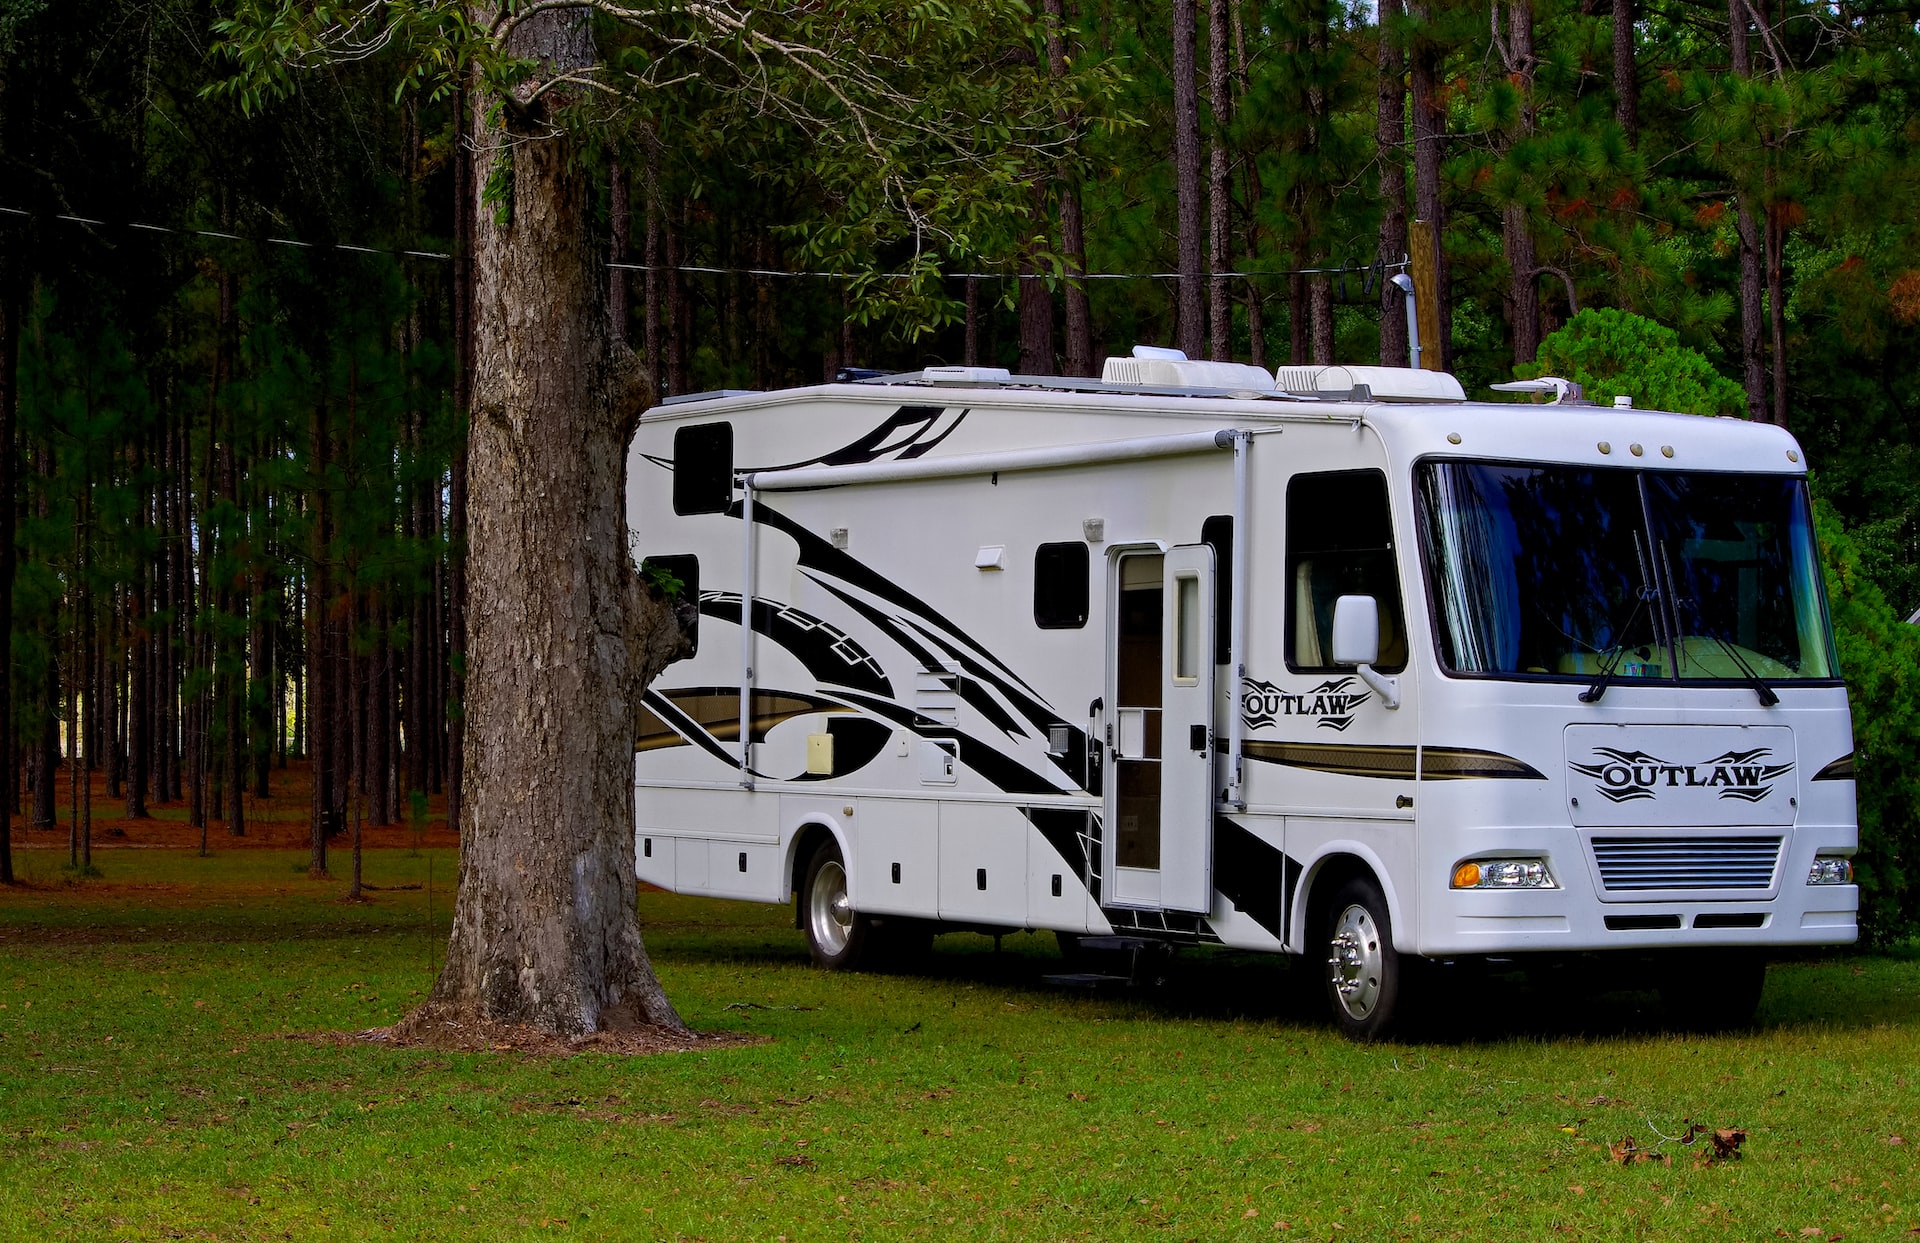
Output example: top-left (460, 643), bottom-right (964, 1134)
top-left (1527, 308), bottom-right (1747, 415)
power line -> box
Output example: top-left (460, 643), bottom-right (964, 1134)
top-left (3, 204), bottom-right (1406, 283)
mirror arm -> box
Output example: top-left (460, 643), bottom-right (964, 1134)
top-left (1356, 663), bottom-right (1401, 710)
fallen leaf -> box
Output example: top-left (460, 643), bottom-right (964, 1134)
top-left (1707, 1128), bottom-right (1748, 1163)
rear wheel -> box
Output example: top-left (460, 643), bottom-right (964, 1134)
top-left (1320, 876), bottom-right (1411, 1041)
top-left (801, 841), bottom-right (870, 970)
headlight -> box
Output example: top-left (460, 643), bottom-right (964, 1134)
top-left (1451, 858), bottom-right (1555, 889)
top-left (1806, 856), bottom-right (1854, 886)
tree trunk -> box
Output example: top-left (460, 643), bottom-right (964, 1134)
top-left (1377, 0), bottom-right (1410, 368)
top-left (406, 9), bottom-right (687, 1039)
top-left (308, 394), bottom-right (331, 877)
top-left (1173, 0), bottom-right (1205, 358)
top-left (1498, 0), bottom-right (1541, 367)
top-left (0, 251), bottom-right (15, 881)
top-left (1409, 0), bottom-right (1452, 371)
top-left (1730, 0), bottom-right (1764, 419)
top-left (1613, 0), bottom-right (1637, 142)
top-left (1017, 266), bottom-right (1054, 374)
top-left (1044, 0), bottom-right (1094, 377)
top-left (1232, 4), bottom-right (1265, 368)
top-left (1207, 0), bottom-right (1232, 362)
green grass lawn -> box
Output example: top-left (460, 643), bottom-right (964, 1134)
top-left (2, 848), bottom-right (1917, 1241)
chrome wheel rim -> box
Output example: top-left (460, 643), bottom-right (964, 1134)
top-left (809, 859), bottom-right (853, 957)
top-left (1327, 902), bottom-right (1384, 1021)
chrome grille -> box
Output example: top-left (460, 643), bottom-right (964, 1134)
top-left (1590, 836), bottom-right (1782, 891)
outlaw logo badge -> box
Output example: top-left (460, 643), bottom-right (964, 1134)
top-left (1569, 747), bottom-right (1795, 804)
top-left (1241, 676), bottom-right (1371, 733)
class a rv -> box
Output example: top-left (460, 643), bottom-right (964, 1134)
top-left (627, 348), bottom-right (1857, 1038)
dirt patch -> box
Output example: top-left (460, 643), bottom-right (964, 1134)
top-left (307, 1017), bottom-right (762, 1058)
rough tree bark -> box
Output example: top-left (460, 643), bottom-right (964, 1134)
top-left (1044, 0), bottom-right (1094, 377)
top-left (1730, 0), bottom-right (1765, 419)
top-left (1377, 0), bottom-right (1410, 368)
top-left (1173, 0), bottom-right (1205, 358)
top-left (1496, 0), bottom-right (1542, 366)
top-left (400, 8), bottom-right (690, 1040)
top-left (1613, 0), bottom-right (1637, 142)
top-left (1409, 0), bottom-right (1452, 370)
top-left (1207, 0), bottom-right (1232, 362)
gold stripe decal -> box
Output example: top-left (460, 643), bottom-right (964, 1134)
top-left (1242, 741), bottom-right (1416, 779)
top-left (1421, 746), bottom-right (1547, 781)
top-left (1811, 753), bottom-right (1856, 781)
top-left (1241, 741), bottom-right (1544, 780)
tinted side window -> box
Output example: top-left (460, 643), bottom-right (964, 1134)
top-left (672, 423), bottom-right (733, 515)
top-left (1286, 470), bottom-right (1407, 673)
top-left (642, 554), bottom-right (699, 656)
top-left (1034, 542), bottom-right (1090, 629)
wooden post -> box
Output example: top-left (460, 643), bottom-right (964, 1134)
top-left (1409, 219), bottom-right (1443, 371)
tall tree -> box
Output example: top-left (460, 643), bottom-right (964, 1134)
top-left (1376, 0), bottom-right (1409, 368)
top-left (1173, 0), bottom-right (1205, 357)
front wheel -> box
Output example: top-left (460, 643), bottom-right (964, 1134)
top-left (1320, 876), bottom-right (1412, 1041)
top-left (801, 841), bottom-right (870, 970)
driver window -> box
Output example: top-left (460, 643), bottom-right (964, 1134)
top-left (1287, 470), bottom-right (1408, 673)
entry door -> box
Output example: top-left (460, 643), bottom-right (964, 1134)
top-left (1106, 545), bottom-right (1215, 913)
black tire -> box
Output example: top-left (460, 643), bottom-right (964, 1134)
top-left (1659, 950), bottom-right (1766, 1032)
top-left (1319, 875), bottom-right (1412, 1041)
top-left (800, 840), bottom-right (871, 970)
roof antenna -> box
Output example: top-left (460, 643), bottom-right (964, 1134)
top-left (1490, 376), bottom-right (1584, 404)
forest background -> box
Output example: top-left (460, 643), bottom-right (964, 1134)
top-left (1, 0), bottom-right (1918, 939)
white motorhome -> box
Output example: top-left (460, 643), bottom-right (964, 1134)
top-left (627, 352), bottom-right (1857, 1038)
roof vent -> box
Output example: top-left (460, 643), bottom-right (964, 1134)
top-left (1278, 365), bottom-right (1467, 403)
top-left (1101, 345), bottom-right (1277, 392)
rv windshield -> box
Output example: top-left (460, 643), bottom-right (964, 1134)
top-left (1417, 462), bottom-right (1836, 683)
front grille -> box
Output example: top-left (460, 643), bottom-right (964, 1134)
top-left (1590, 836), bottom-right (1782, 891)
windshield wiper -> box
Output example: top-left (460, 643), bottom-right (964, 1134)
top-left (1580, 535), bottom-right (1661, 705)
top-left (1658, 542), bottom-right (1779, 707)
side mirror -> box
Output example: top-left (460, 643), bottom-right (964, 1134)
top-left (1331, 595), bottom-right (1381, 667)
top-left (1330, 594), bottom-right (1400, 710)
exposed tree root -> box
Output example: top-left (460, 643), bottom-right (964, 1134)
top-left (340, 999), bottom-right (753, 1057)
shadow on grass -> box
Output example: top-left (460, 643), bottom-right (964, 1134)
top-left (650, 910), bottom-right (1920, 1046)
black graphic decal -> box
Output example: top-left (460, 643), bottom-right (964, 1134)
top-left (1812, 753), bottom-right (1855, 781)
top-left (744, 502), bottom-right (1032, 698)
top-left (828, 689), bottom-right (1072, 796)
top-left (700, 593), bottom-right (892, 698)
top-left (1025, 808), bottom-right (1095, 887)
top-left (810, 575), bottom-right (1090, 789)
top-left (1213, 817), bottom-right (1286, 943)
top-left (1241, 675), bottom-right (1372, 732)
top-left (1569, 747), bottom-right (1795, 804)
top-left (746, 405), bottom-right (966, 472)
top-left (788, 716), bottom-right (892, 783)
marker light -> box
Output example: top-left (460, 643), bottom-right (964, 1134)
top-left (1807, 856), bottom-right (1854, 886)
top-left (1451, 858), bottom-right (1555, 890)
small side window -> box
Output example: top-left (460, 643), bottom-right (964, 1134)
top-left (672, 423), bottom-right (734, 515)
top-left (642, 554), bottom-right (699, 656)
top-left (1034, 542), bottom-right (1090, 629)
top-left (1286, 471), bottom-right (1407, 673)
